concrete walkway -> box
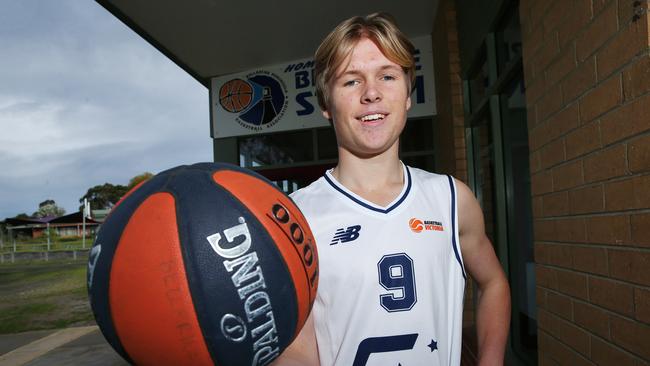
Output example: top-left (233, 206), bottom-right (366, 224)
top-left (0, 326), bottom-right (128, 366)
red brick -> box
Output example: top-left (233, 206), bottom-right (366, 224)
top-left (569, 184), bottom-right (605, 214)
top-left (541, 138), bottom-right (566, 169)
top-left (538, 329), bottom-right (594, 366)
top-left (526, 103), bottom-right (538, 129)
top-left (547, 103), bottom-right (580, 138)
top-left (557, 0), bottom-right (594, 48)
top-left (589, 277), bottom-right (635, 316)
top-left (623, 56), bottom-right (650, 101)
top-left (530, 150), bottom-right (542, 174)
top-left (601, 93), bottom-right (650, 145)
top-left (583, 144), bottom-right (628, 183)
top-left (536, 243), bottom-right (551, 265)
top-left (525, 0), bottom-right (552, 36)
top-left (597, 17), bottom-right (648, 79)
top-left (537, 286), bottom-right (549, 309)
top-left (635, 287), bottom-right (650, 324)
top-left (609, 249), bottom-right (650, 286)
top-left (572, 246), bottom-right (608, 275)
top-left (593, 0), bottom-right (613, 15)
top-left (579, 75), bottom-right (623, 123)
top-left (562, 57), bottom-right (597, 104)
top-left (555, 217), bottom-right (587, 243)
top-left (543, 191), bottom-right (570, 217)
top-left (573, 300), bottom-right (610, 339)
top-left (532, 170), bottom-right (554, 195)
top-left (553, 160), bottom-right (584, 190)
top-left (610, 314), bottom-right (650, 359)
top-left (537, 84), bottom-right (564, 123)
top-left (547, 291), bottom-right (573, 320)
top-left (534, 25), bottom-right (561, 70)
top-left (546, 46), bottom-right (577, 87)
top-left (529, 123), bottom-right (546, 151)
top-left (630, 213), bottom-right (650, 248)
top-left (586, 214), bottom-right (631, 245)
top-left (554, 314), bottom-right (591, 357)
top-left (523, 20), bottom-right (545, 62)
top-left (605, 175), bottom-right (650, 211)
top-left (537, 265), bottom-right (560, 290)
top-left (557, 269), bottom-right (588, 299)
top-left (535, 220), bottom-right (557, 241)
top-left (576, 3), bottom-right (618, 61)
top-left (539, 354), bottom-right (559, 366)
top-left (525, 76), bottom-right (546, 106)
top-left (565, 121), bottom-right (602, 159)
top-left (533, 196), bottom-right (544, 217)
top-left (628, 134), bottom-right (650, 173)
top-left (618, 0), bottom-right (647, 27)
top-left (543, 1), bottom-right (573, 34)
top-left (591, 336), bottom-right (639, 366)
top-left (546, 244), bottom-right (574, 268)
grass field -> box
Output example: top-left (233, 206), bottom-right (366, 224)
top-left (0, 260), bottom-right (95, 334)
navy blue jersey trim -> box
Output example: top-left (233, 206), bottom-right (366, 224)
top-left (447, 175), bottom-right (467, 280)
top-left (324, 166), bottom-right (412, 214)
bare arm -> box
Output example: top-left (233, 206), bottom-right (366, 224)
top-left (272, 311), bottom-right (320, 366)
top-left (456, 179), bottom-right (510, 365)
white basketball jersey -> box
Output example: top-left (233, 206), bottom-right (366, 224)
top-left (290, 164), bottom-right (466, 366)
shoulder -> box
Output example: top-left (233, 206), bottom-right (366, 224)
top-left (406, 165), bottom-right (449, 187)
top-left (289, 177), bottom-right (328, 208)
top-left (450, 178), bottom-right (487, 246)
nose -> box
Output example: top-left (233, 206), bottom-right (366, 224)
top-left (361, 80), bottom-right (382, 103)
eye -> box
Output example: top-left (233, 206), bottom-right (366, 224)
top-left (343, 79), bottom-right (360, 87)
top-left (381, 74), bottom-right (397, 81)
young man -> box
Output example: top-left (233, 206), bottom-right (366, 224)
top-left (276, 13), bottom-right (510, 365)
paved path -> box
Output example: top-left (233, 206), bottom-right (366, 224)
top-left (0, 326), bottom-right (128, 366)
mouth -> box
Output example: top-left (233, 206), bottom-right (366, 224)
top-left (358, 113), bottom-right (387, 122)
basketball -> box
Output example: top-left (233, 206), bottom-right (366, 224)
top-left (219, 79), bottom-right (253, 113)
top-left (87, 162), bottom-right (318, 365)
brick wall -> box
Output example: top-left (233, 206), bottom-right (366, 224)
top-left (520, 0), bottom-right (650, 364)
top-left (433, 0), bottom-right (469, 184)
top-left (432, 1), bottom-right (475, 363)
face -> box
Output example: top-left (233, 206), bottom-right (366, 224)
top-left (323, 37), bottom-right (411, 158)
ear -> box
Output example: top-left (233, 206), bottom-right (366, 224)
top-left (322, 109), bottom-right (331, 120)
top-left (406, 95), bottom-right (412, 111)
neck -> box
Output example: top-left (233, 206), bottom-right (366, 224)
top-left (331, 145), bottom-right (404, 206)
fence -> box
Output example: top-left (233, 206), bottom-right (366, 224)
top-left (0, 234), bottom-right (94, 263)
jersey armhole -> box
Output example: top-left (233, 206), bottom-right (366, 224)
top-left (446, 175), bottom-right (467, 280)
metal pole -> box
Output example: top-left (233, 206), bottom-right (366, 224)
top-left (82, 214), bottom-right (86, 249)
top-left (47, 222), bottom-right (51, 251)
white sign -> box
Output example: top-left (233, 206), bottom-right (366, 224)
top-left (210, 35), bottom-right (436, 138)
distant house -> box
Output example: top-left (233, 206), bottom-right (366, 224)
top-left (3, 212), bottom-right (101, 239)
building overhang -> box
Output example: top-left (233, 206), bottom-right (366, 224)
top-left (96, 0), bottom-right (438, 88)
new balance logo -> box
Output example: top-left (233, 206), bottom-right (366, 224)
top-left (330, 225), bottom-right (361, 245)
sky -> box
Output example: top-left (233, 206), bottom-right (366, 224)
top-left (0, 1), bottom-right (212, 219)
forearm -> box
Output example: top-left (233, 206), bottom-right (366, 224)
top-left (475, 277), bottom-right (510, 365)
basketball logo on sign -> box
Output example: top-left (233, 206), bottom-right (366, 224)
top-left (218, 71), bottom-right (289, 131)
top-left (219, 79), bottom-right (253, 113)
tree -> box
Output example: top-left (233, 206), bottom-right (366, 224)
top-left (127, 172), bottom-right (153, 191)
top-left (13, 213), bottom-right (31, 219)
top-left (33, 199), bottom-right (66, 218)
top-left (79, 183), bottom-right (128, 211)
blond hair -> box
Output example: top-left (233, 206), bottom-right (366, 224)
top-left (314, 13), bottom-right (416, 110)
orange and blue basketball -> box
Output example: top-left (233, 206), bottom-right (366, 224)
top-left (219, 79), bottom-right (253, 113)
top-left (87, 163), bottom-right (318, 365)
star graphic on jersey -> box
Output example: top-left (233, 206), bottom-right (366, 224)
top-left (428, 339), bottom-right (438, 352)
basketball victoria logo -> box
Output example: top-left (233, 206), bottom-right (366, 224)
top-left (218, 71), bottom-right (289, 132)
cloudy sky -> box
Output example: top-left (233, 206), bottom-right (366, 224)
top-left (0, 1), bottom-right (211, 219)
